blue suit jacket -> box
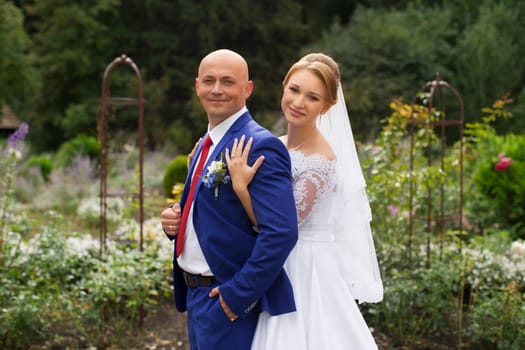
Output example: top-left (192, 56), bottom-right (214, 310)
top-left (173, 111), bottom-right (298, 318)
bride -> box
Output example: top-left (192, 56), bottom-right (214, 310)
top-left (226, 52), bottom-right (383, 349)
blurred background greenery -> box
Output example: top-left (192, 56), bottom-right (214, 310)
top-left (2, 0), bottom-right (525, 153)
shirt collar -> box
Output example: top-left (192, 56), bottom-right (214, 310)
top-left (207, 106), bottom-right (247, 145)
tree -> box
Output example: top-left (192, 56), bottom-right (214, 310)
top-left (19, 0), bottom-right (121, 151)
top-left (0, 0), bottom-right (34, 113)
top-left (304, 0), bottom-right (525, 140)
top-left (453, 1), bottom-right (525, 130)
top-left (17, 0), bottom-right (310, 152)
top-left (304, 4), bottom-right (457, 141)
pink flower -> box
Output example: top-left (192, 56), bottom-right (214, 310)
top-left (387, 205), bottom-right (399, 216)
top-left (495, 153), bottom-right (512, 172)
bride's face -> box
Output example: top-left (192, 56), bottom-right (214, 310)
top-left (281, 69), bottom-right (331, 128)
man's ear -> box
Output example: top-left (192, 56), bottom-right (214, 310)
top-left (245, 80), bottom-right (254, 99)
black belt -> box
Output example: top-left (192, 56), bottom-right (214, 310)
top-left (182, 271), bottom-right (217, 287)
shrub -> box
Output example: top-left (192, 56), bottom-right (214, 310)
top-left (373, 259), bottom-right (460, 346)
top-left (1, 123), bottom-right (28, 245)
top-left (470, 133), bottom-right (525, 238)
top-left (0, 211), bottom-right (172, 349)
top-left (466, 98), bottom-right (525, 239)
top-left (27, 155), bottom-right (53, 181)
top-left (467, 282), bottom-right (525, 350)
top-left (362, 97), bottom-right (462, 265)
top-left (77, 197), bottom-right (125, 227)
top-left (32, 156), bottom-right (98, 215)
top-left (162, 155), bottom-right (188, 198)
top-left (54, 135), bottom-right (100, 169)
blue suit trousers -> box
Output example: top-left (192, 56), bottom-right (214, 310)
top-left (186, 283), bottom-right (259, 349)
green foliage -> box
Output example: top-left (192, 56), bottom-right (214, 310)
top-left (0, 0), bottom-right (34, 109)
top-left (1, 123), bottom-right (29, 248)
top-left (467, 282), bottom-right (525, 350)
top-left (0, 217), bottom-right (89, 348)
top-left (369, 235), bottom-right (525, 349)
top-left (61, 101), bottom-right (99, 139)
top-left (305, 4), bottom-right (457, 140)
top-left (0, 211), bottom-right (172, 349)
top-left (303, 1), bottom-right (525, 141)
top-left (374, 260), bottom-right (460, 344)
top-left (363, 97), bottom-right (525, 348)
top-left (27, 154), bottom-right (53, 181)
top-left (0, 150), bottom-right (17, 245)
top-left (5, 0), bottom-right (525, 151)
top-left (465, 98), bottom-right (525, 239)
top-left (79, 243), bottom-right (170, 322)
top-left (362, 98), bottom-right (462, 267)
top-left (21, 0), bottom-right (121, 151)
top-left (168, 117), bottom-right (203, 154)
top-left (54, 135), bottom-right (100, 169)
top-left (453, 1), bottom-right (525, 126)
top-left (163, 155), bottom-right (188, 198)
top-left (19, 0), bottom-right (311, 152)
top-left (470, 134), bottom-right (525, 237)
top-left (0, 289), bottom-right (45, 349)
top-left (77, 197), bottom-right (125, 228)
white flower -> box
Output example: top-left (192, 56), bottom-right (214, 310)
top-left (77, 197), bottom-right (125, 225)
top-left (66, 234), bottom-right (100, 257)
top-left (208, 160), bottom-right (224, 173)
top-left (511, 241), bottom-right (525, 259)
top-left (113, 217), bottom-right (164, 243)
top-left (202, 154), bottom-right (230, 200)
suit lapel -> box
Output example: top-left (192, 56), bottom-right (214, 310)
top-left (195, 112), bottom-right (253, 195)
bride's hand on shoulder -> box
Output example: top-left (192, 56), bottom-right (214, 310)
top-left (226, 135), bottom-right (264, 192)
top-left (186, 138), bottom-right (201, 169)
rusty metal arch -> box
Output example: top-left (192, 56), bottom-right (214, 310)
top-left (408, 74), bottom-right (465, 264)
top-left (97, 54), bottom-right (145, 255)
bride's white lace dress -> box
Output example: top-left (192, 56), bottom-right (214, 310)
top-left (251, 150), bottom-right (378, 350)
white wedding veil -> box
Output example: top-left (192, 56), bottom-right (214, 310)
top-left (317, 84), bottom-right (383, 303)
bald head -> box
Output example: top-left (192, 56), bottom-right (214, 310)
top-left (198, 49), bottom-right (250, 81)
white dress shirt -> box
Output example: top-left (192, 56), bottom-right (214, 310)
top-left (177, 107), bottom-right (247, 275)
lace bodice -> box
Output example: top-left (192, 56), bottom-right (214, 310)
top-left (290, 151), bottom-right (337, 233)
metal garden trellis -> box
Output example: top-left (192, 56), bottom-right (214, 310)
top-left (97, 54), bottom-right (145, 256)
top-left (408, 73), bottom-right (465, 264)
top-left (408, 74), bottom-right (465, 347)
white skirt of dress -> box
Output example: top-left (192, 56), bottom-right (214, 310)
top-left (251, 238), bottom-right (378, 350)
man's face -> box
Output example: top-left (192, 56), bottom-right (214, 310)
top-left (195, 52), bottom-right (253, 127)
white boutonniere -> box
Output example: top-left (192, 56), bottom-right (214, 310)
top-left (202, 153), bottom-right (230, 200)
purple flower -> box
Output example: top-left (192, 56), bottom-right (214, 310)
top-left (3, 122), bottom-right (29, 156)
top-left (387, 205), bottom-right (399, 217)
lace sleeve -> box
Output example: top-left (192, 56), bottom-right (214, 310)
top-left (293, 166), bottom-right (335, 225)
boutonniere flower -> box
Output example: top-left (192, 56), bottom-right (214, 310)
top-left (202, 153), bottom-right (230, 200)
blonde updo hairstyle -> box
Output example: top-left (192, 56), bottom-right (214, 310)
top-left (282, 53), bottom-right (341, 108)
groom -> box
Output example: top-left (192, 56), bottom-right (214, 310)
top-left (161, 49), bottom-right (298, 349)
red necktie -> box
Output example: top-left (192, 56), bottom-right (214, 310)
top-left (176, 135), bottom-right (213, 257)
